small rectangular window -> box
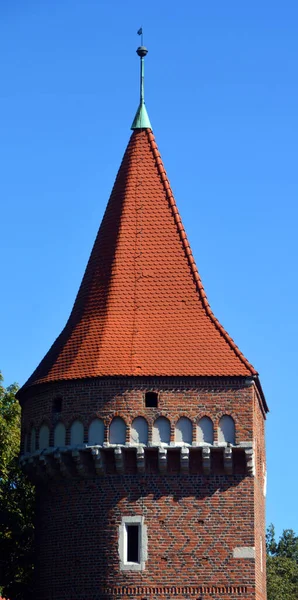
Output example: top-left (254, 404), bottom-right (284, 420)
top-left (119, 516), bottom-right (147, 571)
top-left (53, 397), bottom-right (62, 413)
top-left (126, 524), bottom-right (139, 563)
top-left (145, 392), bottom-right (158, 407)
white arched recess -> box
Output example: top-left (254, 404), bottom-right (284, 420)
top-left (197, 417), bottom-right (214, 445)
top-left (130, 417), bottom-right (148, 445)
top-left (30, 427), bottom-right (36, 453)
top-left (88, 419), bottom-right (104, 445)
top-left (218, 415), bottom-right (235, 444)
top-left (39, 424), bottom-right (50, 450)
top-left (152, 417), bottom-right (170, 446)
top-left (109, 417), bottom-right (126, 445)
top-left (54, 422), bottom-right (66, 447)
top-left (175, 417), bottom-right (192, 445)
top-left (70, 420), bottom-right (84, 446)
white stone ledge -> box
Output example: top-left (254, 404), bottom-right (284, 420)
top-left (233, 546), bottom-right (255, 559)
top-left (21, 441), bottom-right (253, 458)
top-left (20, 443), bottom-right (255, 479)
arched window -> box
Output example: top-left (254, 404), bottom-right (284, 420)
top-left (130, 417), bottom-right (148, 445)
top-left (218, 415), bottom-right (235, 444)
top-left (175, 417), bottom-right (192, 445)
top-left (39, 424), bottom-right (50, 450)
top-left (152, 417), bottom-right (170, 446)
top-left (109, 417), bottom-right (126, 445)
top-left (70, 420), bottom-right (84, 446)
top-left (23, 434), bottom-right (28, 454)
top-left (54, 422), bottom-right (66, 447)
top-left (88, 419), bottom-right (104, 445)
top-left (30, 427), bottom-right (36, 453)
top-left (197, 417), bottom-right (214, 445)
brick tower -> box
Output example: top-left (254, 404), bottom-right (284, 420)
top-left (18, 44), bottom-right (268, 600)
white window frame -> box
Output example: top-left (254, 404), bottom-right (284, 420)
top-left (118, 516), bottom-right (147, 571)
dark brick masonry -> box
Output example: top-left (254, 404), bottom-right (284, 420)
top-left (20, 377), bottom-right (267, 600)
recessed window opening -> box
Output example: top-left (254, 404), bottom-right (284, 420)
top-left (119, 516), bottom-right (147, 571)
top-left (39, 424), bottom-right (50, 450)
top-left (126, 524), bottom-right (139, 563)
top-left (153, 416), bottom-right (170, 446)
top-left (70, 420), bottom-right (84, 446)
top-left (109, 417), bottom-right (126, 445)
top-left (54, 422), bottom-right (66, 447)
top-left (131, 417), bottom-right (148, 445)
top-left (53, 397), bottom-right (62, 413)
top-left (145, 392), bottom-right (158, 407)
top-left (88, 418), bottom-right (104, 445)
top-left (218, 415), bottom-right (235, 444)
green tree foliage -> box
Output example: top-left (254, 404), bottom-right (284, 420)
top-left (267, 524), bottom-right (298, 600)
top-left (0, 372), bottom-right (34, 600)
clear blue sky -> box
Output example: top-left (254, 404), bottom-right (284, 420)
top-left (1, 1), bottom-right (297, 538)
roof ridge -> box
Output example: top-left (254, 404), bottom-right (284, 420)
top-left (146, 129), bottom-right (257, 376)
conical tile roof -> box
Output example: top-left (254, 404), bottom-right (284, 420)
top-left (20, 128), bottom-right (257, 392)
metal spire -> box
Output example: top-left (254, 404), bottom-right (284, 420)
top-left (131, 30), bottom-right (152, 130)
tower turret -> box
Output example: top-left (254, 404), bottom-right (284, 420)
top-left (18, 39), bottom-right (268, 600)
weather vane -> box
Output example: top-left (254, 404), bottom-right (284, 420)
top-left (137, 26), bottom-right (144, 46)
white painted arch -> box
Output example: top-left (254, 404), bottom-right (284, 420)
top-left (109, 417), bottom-right (126, 445)
top-left (54, 422), bottom-right (66, 447)
top-left (130, 417), bottom-right (148, 445)
top-left (88, 418), bottom-right (104, 445)
top-left (152, 417), bottom-right (171, 446)
top-left (175, 417), bottom-right (192, 445)
top-left (218, 415), bottom-right (235, 444)
top-left (39, 424), bottom-right (50, 450)
top-left (70, 420), bottom-right (84, 446)
top-left (197, 416), bottom-right (214, 445)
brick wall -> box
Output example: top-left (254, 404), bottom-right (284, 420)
top-left (253, 388), bottom-right (267, 600)
top-left (21, 376), bottom-right (266, 600)
top-left (21, 377), bottom-right (254, 449)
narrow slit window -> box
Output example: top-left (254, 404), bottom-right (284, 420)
top-left (127, 525), bottom-right (139, 563)
top-left (145, 392), bottom-right (158, 408)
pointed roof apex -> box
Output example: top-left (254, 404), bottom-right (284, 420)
top-left (18, 127), bottom-right (261, 399)
top-left (131, 40), bottom-right (152, 130)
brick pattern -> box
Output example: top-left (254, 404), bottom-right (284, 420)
top-left (21, 377), bottom-right (254, 447)
top-left (35, 473), bottom-right (256, 599)
top-left (20, 378), bottom-right (266, 599)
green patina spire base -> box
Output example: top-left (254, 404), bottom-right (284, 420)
top-left (131, 44), bottom-right (152, 130)
top-left (131, 102), bottom-right (152, 129)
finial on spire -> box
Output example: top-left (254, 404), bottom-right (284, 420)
top-left (131, 28), bottom-right (152, 130)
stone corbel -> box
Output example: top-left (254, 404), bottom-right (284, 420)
top-left (180, 447), bottom-right (189, 473)
top-left (202, 446), bottom-right (211, 475)
top-left (158, 447), bottom-right (167, 473)
top-left (39, 453), bottom-right (55, 478)
top-left (91, 448), bottom-right (104, 475)
top-left (223, 446), bottom-right (233, 475)
top-left (245, 448), bottom-right (255, 476)
top-left (114, 447), bottom-right (124, 473)
top-left (54, 451), bottom-right (69, 478)
top-left (72, 449), bottom-right (85, 476)
top-left (136, 447), bottom-right (145, 473)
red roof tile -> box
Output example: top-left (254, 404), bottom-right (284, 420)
top-left (21, 129), bottom-right (257, 391)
